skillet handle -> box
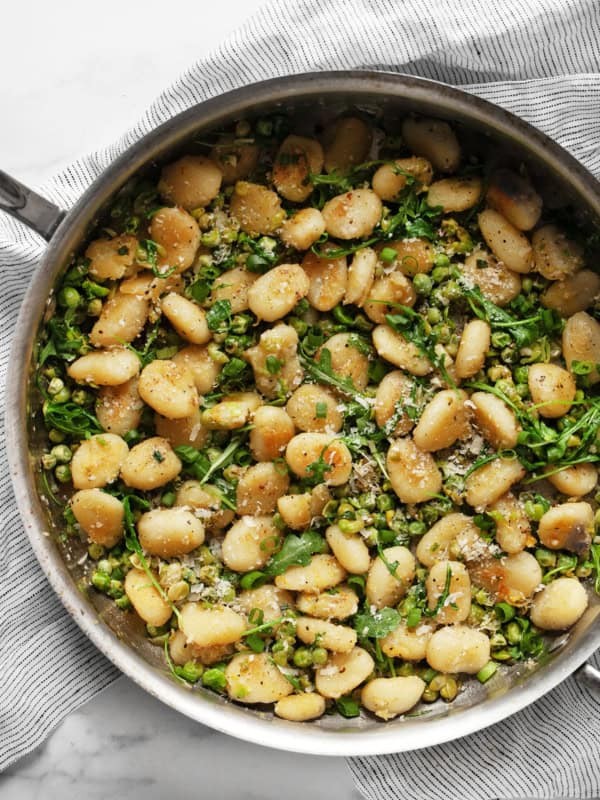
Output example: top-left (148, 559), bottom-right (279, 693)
top-left (0, 169), bottom-right (65, 241)
top-left (575, 660), bottom-right (600, 699)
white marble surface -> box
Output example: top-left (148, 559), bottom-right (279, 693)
top-left (0, 2), bottom-right (358, 797)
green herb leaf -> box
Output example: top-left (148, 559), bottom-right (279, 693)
top-left (354, 606), bottom-right (401, 639)
top-left (43, 402), bottom-right (102, 437)
top-left (267, 531), bottom-right (327, 576)
top-left (206, 299), bottom-right (232, 331)
top-left (335, 696), bottom-right (361, 718)
top-left (122, 494), bottom-right (181, 624)
top-left (423, 564), bottom-right (453, 618)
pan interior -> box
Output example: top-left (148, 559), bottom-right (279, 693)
top-left (15, 73), bottom-right (600, 753)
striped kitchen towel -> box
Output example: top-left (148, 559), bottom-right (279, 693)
top-left (1, 0), bottom-right (599, 795)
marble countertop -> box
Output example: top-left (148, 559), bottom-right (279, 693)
top-left (0, 2), bottom-right (358, 797)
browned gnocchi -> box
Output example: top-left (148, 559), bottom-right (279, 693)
top-left (38, 109), bottom-right (600, 727)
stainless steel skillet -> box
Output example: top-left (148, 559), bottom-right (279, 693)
top-left (2, 70), bottom-right (600, 756)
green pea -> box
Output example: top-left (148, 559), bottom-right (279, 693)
top-left (48, 428), bottom-right (66, 443)
top-left (91, 571), bottom-right (110, 592)
top-left (412, 273), bottom-right (433, 295)
top-left (422, 688), bottom-right (439, 703)
top-left (161, 491), bottom-right (176, 508)
top-left (55, 464), bottom-right (71, 483)
top-left (338, 518), bottom-right (363, 535)
top-left (178, 661), bottom-right (204, 683)
top-left (427, 307), bottom-right (442, 324)
top-left (58, 287), bottom-right (82, 309)
top-left (293, 647), bottom-right (313, 668)
top-left (491, 331), bottom-right (511, 348)
top-left (376, 494), bottom-right (394, 512)
top-left (97, 559), bottom-right (113, 575)
top-left (47, 377), bottom-right (65, 396)
top-left (41, 453), bottom-right (57, 470)
top-left (535, 547), bottom-right (556, 568)
top-left (71, 389), bottom-right (90, 405)
top-left (434, 253), bottom-right (450, 268)
top-left (311, 647), bottom-right (328, 666)
top-left (379, 247), bottom-right (398, 263)
top-left (88, 543), bottom-right (105, 561)
top-left (50, 444), bottom-right (72, 464)
top-left (431, 266), bottom-right (450, 283)
top-left (505, 622), bottom-right (522, 644)
top-left (52, 387), bottom-right (71, 404)
top-left (87, 298), bottom-right (103, 316)
top-left (521, 278), bottom-right (533, 293)
top-left (201, 229), bottom-right (221, 248)
top-left (115, 595), bottom-right (132, 610)
top-left (408, 520), bottom-right (426, 536)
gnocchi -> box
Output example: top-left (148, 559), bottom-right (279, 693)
top-left (40, 109), bottom-right (600, 727)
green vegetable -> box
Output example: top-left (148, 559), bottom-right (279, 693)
top-left (542, 553), bottom-right (578, 583)
top-left (463, 284), bottom-right (562, 350)
top-left (122, 494), bottom-right (180, 624)
top-left (476, 661), bottom-right (498, 683)
top-left (315, 401), bottom-right (328, 419)
top-left (200, 665), bottom-right (227, 691)
top-left (299, 346), bottom-right (368, 405)
top-left (206, 299), bottom-right (232, 331)
top-left (591, 543), bottom-right (600, 595)
top-left (303, 447), bottom-right (334, 486)
top-left (354, 607), bottom-right (401, 639)
top-left (495, 602), bottom-right (516, 622)
top-left (423, 564), bottom-right (453, 618)
top-left (335, 696), bottom-right (361, 718)
top-left (240, 530), bottom-right (327, 588)
top-left (385, 305), bottom-right (454, 387)
top-left (406, 607), bottom-right (422, 628)
top-left (379, 247), bottom-right (397, 263)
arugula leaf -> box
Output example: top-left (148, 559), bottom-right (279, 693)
top-left (39, 309), bottom-right (89, 364)
top-left (299, 346), bottom-right (370, 406)
top-left (468, 380), bottom-right (600, 475)
top-left (241, 531), bottom-right (327, 588)
top-left (303, 446), bottom-right (334, 486)
top-left (206, 299), bottom-right (232, 331)
top-left (462, 284), bottom-right (562, 350)
top-left (423, 564), bottom-right (453, 618)
top-left (43, 402), bottom-right (102, 437)
top-left (182, 435), bottom-right (245, 485)
top-left (335, 696), bottom-right (361, 718)
top-left (591, 544), bottom-right (600, 595)
top-left (122, 494), bottom-right (181, 624)
top-left (385, 305), bottom-right (454, 386)
top-left (354, 607), bottom-right (401, 639)
top-left (267, 530), bottom-right (327, 575)
top-left (542, 553), bottom-right (578, 583)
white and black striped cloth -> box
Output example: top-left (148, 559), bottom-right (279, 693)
top-left (1, 0), bottom-right (599, 792)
